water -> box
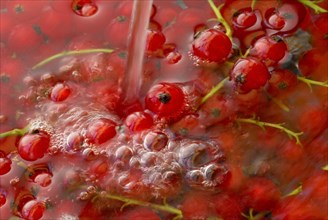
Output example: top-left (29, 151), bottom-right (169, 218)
top-left (122, 0), bottom-right (154, 103)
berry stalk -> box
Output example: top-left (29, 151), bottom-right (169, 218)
top-left (95, 193), bottom-right (183, 219)
top-left (32, 48), bottom-right (114, 69)
top-left (207, 0), bottom-right (232, 40)
top-left (201, 77), bottom-right (229, 104)
top-left (322, 164), bottom-right (328, 171)
top-left (236, 118), bottom-right (303, 145)
top-left (297, 76), bottom-right (328, 91)
top-left (298, 0), bottom-right (328, 14)
top-left (0, 126), bottom-right (29, 139)
top-left (284, 184), bottom-right (302, 197)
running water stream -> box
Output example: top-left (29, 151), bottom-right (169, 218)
top-left (122, 0), bottom-right (153, 104)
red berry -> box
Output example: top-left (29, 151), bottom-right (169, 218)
top-left (233, 7), bottom-right (258, 29)
top-left (240, 177), bottom-right (281, 212)
top-left (250, 35), bottom-right (288, 66)
top-left (116, 207), bottom-right (161, 220)
top-left (104, 16), bottom-right (130, 48)
top-left (230, 57), bottom-right (271, 93)
top-left (71, 0), bottom-right (98, 17)
top-left (50, 83), bottom-right (71, 102)
top-left (7, 24), bottom-right (44, 53)
top-left (124, 111), bottom-right (153, 132)
top-left (264, 8), bottom-right (286, 30)
top-left (0, 157), bottom-right (12, 175)
top-left (145, 83), bottom-right (185, 118)
top-left (21, 200), bottom-right (46, 220)
top-left (192, 28), bottom-right (232, 63)
top-left (181, 192), bottom-right (215, 219)
top-left (0, 190), bottom-right (6, 207)
top-left (146, 30), bottom-right (166, 54)
top-left (17, 131), bottom-right (51, 161)
top-left (268, 69), bottom-right (297, 95)
top-left (302, 172), bottom-right (328, 201)
top-left (86, 119), bottom-right (117, 144)
top-left (213, 192), bottom-right (244, 219)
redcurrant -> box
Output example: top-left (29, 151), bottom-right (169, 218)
top-left (192, 28), bottom-right (232, 63)
top-left (230, 57), bottom-right (271, 93)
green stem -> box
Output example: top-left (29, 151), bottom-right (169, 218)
top-left (207, 0), bottom-right (233, 40)
top-left (201, 77), bottom-right (229, 104)
top-left (284, 184), bottom-right (302, 197)
top-left (32, 48), bottom-right (114, 70)
top-left (322, 164), bottom-right (328, 171)
top-left (297, 76), bottom-right (328, 91)
top-left (265, 92), bottom-right (290, 112)
top-left (236, 118), bottom-right (303, 145)
top-left (251, 0), bottom-right (257, 10)
top-left (298, 0), bottom-right (328, 14)
top-left (0, 127), bottom-right (29, 139)
top-left (98, 193), bottom-right (183, 219)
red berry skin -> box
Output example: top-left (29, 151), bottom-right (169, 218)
top-left (230, 57), bottom-right (271, 93)
top-left (181, 192), bottom-right (216, 220)
top-left (250, 35), bottom-right (288, 66)
top-left (17, 132), bottom-right (51, 161)
top-left (124, 111), bottom-right (153, 132)
top-left (0, 157), bottom-right (12, 175)
top-left (0, 190), bottom-right (6, 207)
top-left (272, 196), bottom-right (324, 220)
top-left (213, 192), bottom-right (244, 220)
top-left (240, 177), bottom-right (281, 212)
top-left (115, 207), bottom-right (161, 220)
top-left (302, 172), bottom-right (328, 201)
top-left (86, 119), bottom-right (117, 145)
top-left (145, 83), bottom-right (185, 119)
top-left (21, 200), bottom-right (46, 220)
top-left (50, 83), bottom-right (71, 102)
top-left (104, 16), bottom-right (130, 48)
top-left (192, 28), bottom-right (232, 63)
top-left (7, 24), bottom-right (44, 53)
top-left (71, 0), bottom-right (98, 17)
top-left (268, 69), bottom-right (297, 95)
top-left (146, 30), bottom-right (166, 54)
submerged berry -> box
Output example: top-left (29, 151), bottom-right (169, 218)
top-left (17, 131), bottom-right (51, 161)
top-left (86, 119), bottom-right (117, 144)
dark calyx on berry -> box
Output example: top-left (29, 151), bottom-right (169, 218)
top-left (145, 83), bottom-right (185, 119)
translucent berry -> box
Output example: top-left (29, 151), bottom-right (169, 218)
top-left (145, 83), bottom-right (185, 118)
top-left (71, 0), bottom-right (98, 17)
top-left (192, 28), bottom-right (232, 63)
top-left (250, 35), bottom-right (288, 66)
top-left (233, 7), bottom-right (257, 29)
top-left (125, 111), bottom-right (153, 132)
top-left (146, 30), bottom-right (166, 53)
top-left (86, 118), bottom-right (117, 144)
top-left (50, 83), bottom-right (71, 102)
top-left (21, 200), bottom-right (46, 220)
top-left (230, 57), bottom-right (271, 93)
top-left (17, 131), bottom-right (51, 161)
top-left (0, 157), bottom-right (12, 175)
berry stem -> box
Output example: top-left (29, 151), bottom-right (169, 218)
top-left (298, 0), bottom-right (328, 14)
top-left (95, 193), bottom-right (183, 219)
top-left (297, 76), bottom-right (328, 91)
top-left (32, 48), bottom-right (114, 69)
top-left (201, 77), bottom-right (229, 104)
top-left (265, 92), bottom-right (290, 112)
top-left (322, 164), bottom-right (328, 171)
top-left (207, 0), bottom-right (233, 40)
top-left (0, 126), bottom-right (29, 139)
top-left (236, 117), bottom-right (303, 145)
top-left (284, 184), bottom-right (302, 197)
top-left (251, 0), bottom-right (257, 10)
top-left (242, 208), bottom-right (270, 220)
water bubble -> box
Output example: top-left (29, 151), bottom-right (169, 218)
top-left (202, 163), bottom-right (230, 188)
top-left (143, 131), bottom-right (168, 151)
top-left (140, 152), bottom-right (159, 167)
top-left (115, 145), bottom-right (133, 162)
top-left (178, 142), bottom-right (210, 168)
top-left (66, 132), bottom-right (84, 152)
top-left (185, 170), bottom-right (204, 186)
